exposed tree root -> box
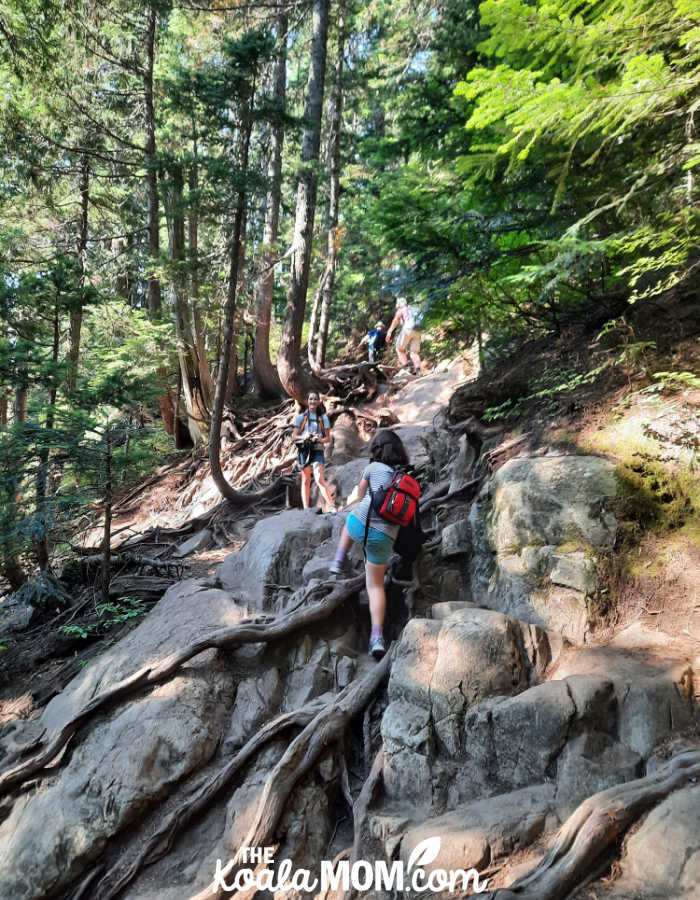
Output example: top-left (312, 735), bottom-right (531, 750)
top-left (95, 696), bottom-right (330, 900)
top-left (0, 575), bottom-right (364, 797)
top-left (193, 648), bottom-right (393, 899)
top-left (343, 747), bottom-right (385, 900)
top-left (482, 748), bottom-right (700, 900)
top-left (420, 477), bottom-right (482, 514)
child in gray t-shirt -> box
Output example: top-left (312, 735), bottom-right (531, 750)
top-left (329, 429), bottom-right (410, 660)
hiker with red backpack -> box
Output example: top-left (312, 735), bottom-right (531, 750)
top-left (292, 392), bottom-right (337, 513)
top-left (329, 430), bottom-right (420, 659)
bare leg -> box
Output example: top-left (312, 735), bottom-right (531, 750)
top-left (410, 350), bottom-right (422, 373)
top-left (313, 464), bottom-right (336, 508)
top-left (336, 523), bottom-right (353, 554)
top-left (396, 346), bottom-right (408, 367)
top-left (300, 467), bottom-right (312, 508)
top-left (365, 562), bottom-right (388, 629)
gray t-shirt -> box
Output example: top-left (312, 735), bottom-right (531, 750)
top-left (294, 411), bottom-right (330, 447)
top-left (352, 462), bottom-right (399, 539)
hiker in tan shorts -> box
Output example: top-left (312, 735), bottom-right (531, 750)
top-left (386, 297), bottom-right (422, 374)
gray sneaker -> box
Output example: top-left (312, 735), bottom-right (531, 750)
top-left (368, 635), bottom-right (386, 660)
top-left (329, 558), bottom-right (351, 577)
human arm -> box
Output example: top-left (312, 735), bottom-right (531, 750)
top-left (346, 475), bottom-right (369, 507)
top-left (386, 311), bottom-right (401, 340)
top-left (291, 413), bottom-right (305, 441)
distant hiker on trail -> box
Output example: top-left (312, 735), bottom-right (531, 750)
top-left (330, 429), bottom-right (416, 660)
top-left (360, 321), bottom-right (388, 363)
top-left (292, 393), bottom-right (337, 513)
top-left (386, 297), bottom-right (422, 374)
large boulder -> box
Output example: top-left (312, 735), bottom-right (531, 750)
top-left (0, 665), bottom-right (232, 900)
top-left (38, 578), bottom-right (246, 735)
top-left (399, 784), bottom-right (556, 876)
top-left (382, 608), bottom-right (536, 810)
top-left (216, 509), bottom-right (334, 609)
top-left (470, 455), bottom-right (618, 642)
top-left (605, 783), bottom-right (700, 899)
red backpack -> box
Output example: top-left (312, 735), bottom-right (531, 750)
top-left (371, 471), bottom-right (420, 526)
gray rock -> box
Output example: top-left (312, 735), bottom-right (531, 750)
top-left (554, 732), bottom-right (642, 819)
top-left (0, 668), bottom-right (231, 900)
top-left (222, 667), bottom-right (283, 752)
top-left (216, 509), bottom-right (333, 609)
top-left (431, 600), bottom-right (477, 620)
top-left (549, 551), bottom-right (596, 594)
top-left (448, 433), bottom-right (478, 494)
top-left (462, 680), bottom-right (576, 792)
top-left (555, 648), bottom-right (696, 758)
top-left (469, 455), bottom-right (617, 642)
top-left (381, 701), bottom-right (433, 802)
top-left (401, 784), bottom-right (556, 875)
top-left (481, 456), bottom-right (618, 553)
top-left (441, 518), bottom-right (471, 558)
top-left (282, 636), bottom-right (333, 711)
top-left (606, 784), bottom-right (700, 899)
top-left (38, 579), bottom-right (245, 735)
top-left (172, 528), bottom-right (213, 558)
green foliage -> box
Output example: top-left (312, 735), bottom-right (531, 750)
top-left (60, 596), bottom-right (145, 639)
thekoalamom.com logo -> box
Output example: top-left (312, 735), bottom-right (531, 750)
top-left (213, 836), bottom-right (489, 894)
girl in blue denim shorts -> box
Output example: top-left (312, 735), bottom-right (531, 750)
top-left (329, 429), bottom-right (410, 659)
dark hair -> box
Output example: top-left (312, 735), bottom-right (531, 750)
top-left (369, 429), bottom-right (409, 468)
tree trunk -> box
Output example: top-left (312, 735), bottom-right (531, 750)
top-left (316, 1), bottom-right (345, 369)
top-left (227, 204), bottom-right (247, 400)
top-left (253, 0), bottom-right (288, 399)
top-left (101, 435), bottom-right (112, 607)
top-left (67, 153), bottom-right (89, 392)
top-left (36, 301), bottom-right (60, 570)
top-left (166, 164), bottom-right (207, 446)
top-left (14, 386), bottom-right (27, 423)
top-left (144, 4), bottom-right (162, 318)
top-left (277, 0), bottom-right (330, 402)
top-left (209, 106), bottom-right (284, 505)
top-left (189, 134), bottom-right (214, 409)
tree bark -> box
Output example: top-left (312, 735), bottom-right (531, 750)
top-left (253, 0), bottom-right (288, 399)
top-left (316, 0), bottom-right (345, 369)
top-left (144, 4), bottom-right (162, 318)
top-left (189, 134), bottom-right (214, 409)
top-left (67, 152), bottom-right (89, 392)
top-left (277, 0), bottom-right (330, 402)
top-left (101, 435), bottom-right (113, 607)
top-left (227, 203), bottom-right (247, 400)
top-left (36, 300), bottom-right (60, 569)
top-left (209, 103), bottom-right (284, 504)
top-left (166, 163), bottom-right (208, 446)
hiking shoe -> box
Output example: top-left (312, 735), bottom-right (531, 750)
top-left (368, 635), bottom-right (386, 660)
top-left (326, 506), bottom-right (338, 514)
top-left (329, 558), bottom-right (351, 577)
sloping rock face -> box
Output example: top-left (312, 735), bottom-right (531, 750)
top-left (0, 668), bottom-right (230, 900)
top-left (0, 579), bottom-right (244, 900)
top-left (216, 509), bottom-right (336, 609)
top-left (469, 455), bottom-right (618, 641)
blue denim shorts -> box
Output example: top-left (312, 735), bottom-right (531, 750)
top-left (298, 448), bottom-right (325, 469)
top-left (346, 512), bottom-right (394, 565)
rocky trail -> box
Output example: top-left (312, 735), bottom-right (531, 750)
top-left (0, 359), bottom-right (698, 900)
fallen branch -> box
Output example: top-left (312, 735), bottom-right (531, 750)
top-left (482, 748), bottom-right (700, 900)
top-left (0, 575), bottom-right (364, 797)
